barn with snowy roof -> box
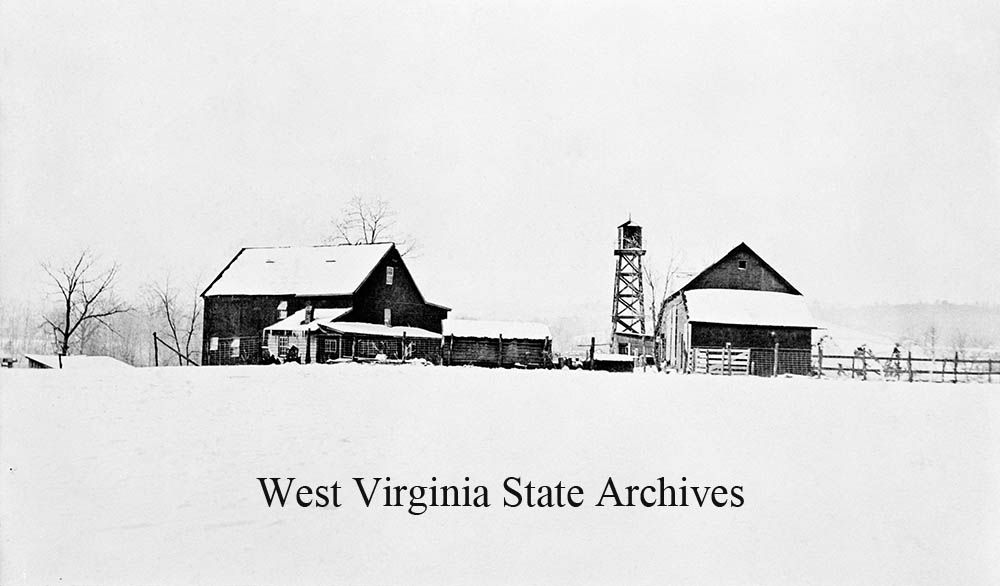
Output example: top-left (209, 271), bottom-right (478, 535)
top-left (201, 243), bottom-right (449, 365)
top-left (661, 242), bottom-right (817, 376)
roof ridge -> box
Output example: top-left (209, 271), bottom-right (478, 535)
top-left (241, 242), bottom-right (395, 250)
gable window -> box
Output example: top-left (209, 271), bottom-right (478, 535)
top-left (737, 260), bottom-right (748, 270)
top-left (230, 338), bottom-right (241, 358)
top-left (384, 308), bottom-right (391, 327)
top-left (386, 266), bottom-right (394, 285)
top-left (277, 301), bottom-right (288, 320)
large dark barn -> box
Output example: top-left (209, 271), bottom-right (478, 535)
top-left (201, 243), bottom-right (449, 365)
top-left (662, 242), bottom-right (817, 376)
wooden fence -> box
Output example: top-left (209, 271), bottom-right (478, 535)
top-left (816, 349), bottom-right (1000, 383)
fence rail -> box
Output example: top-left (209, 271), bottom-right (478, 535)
top-left (817, 350), bottom-right (999, 383)
top-left (686, 346), bottom-right (999, 383)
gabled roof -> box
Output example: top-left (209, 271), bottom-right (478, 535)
top-left (443, 319), bottom-right (551, 340)
top-left (318, 321), bottom-right (441, 339)
top-left (202, 243), bottom-right (394, 297)
top-left (263, 307), bottom-right (353, 332)
top-left (684, 289), bottom-right (817, 328)
top-left (666, 242), bottom-right (802, 302)
top-left (24, 354), bottom-right (133, 369)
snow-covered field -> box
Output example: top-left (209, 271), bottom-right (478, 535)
top-left (1, 364), bottom-right (998, 585)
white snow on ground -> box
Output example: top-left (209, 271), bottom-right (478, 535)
top-left (1, 366), bottom-right (998, 585)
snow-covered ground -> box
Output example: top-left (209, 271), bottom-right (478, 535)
top-left (1, 364), bottom-right (998, 584)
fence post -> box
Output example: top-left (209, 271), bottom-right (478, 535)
top-left (862, 353), bottom-right (868, 381)
top-left (989, 359), bottom-right (993, 383)
top-left (401, 332), bottom-right (407, 362)
top-left (726, 343), bottom-right (732, 376)
top-left (589, 337), bottom-right (595, 370)
top-left (851, 355), bottom-right (856, 379)
top-left (153, 332), bottom-right (159, 367)
top-left (953, 351), bottom-right (959, 383)
top-left (907, 351), bottom-right (913, 383)
top-left (772, 342), bottom-right (779, 377)
top-left (817, 345), bottom-right (823, 378)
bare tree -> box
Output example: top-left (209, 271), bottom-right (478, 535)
top-left (41, 251), bottom-right (131, 355)
top-left (325, 195), bottom-right (417, 256)
top-left (148, 276), bottom-right (202, 365)
top-left (643, 247), bottom-right (686, 370)
top-left (920, 324), bottom-right (939, 359)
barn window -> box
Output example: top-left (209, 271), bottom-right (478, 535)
top-left (230, 338), bottom-right (241, 358)
top-left (277, 301), bottom-right (288, 320)
top-left (737, 260), bottom-right (747, 270)
top-left (384, 308), bottom-right (392, 326)
top-left (209, 337), bottom-right (219, 351)
top-left (386, 266), bottom-right (394, 285)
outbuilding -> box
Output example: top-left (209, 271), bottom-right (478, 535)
top-left (661, 242), bottom-right (818, 376)
top-left (442, 319), bottom-right (552, 368)
top-left (201, 243), bottom-right (449, 365)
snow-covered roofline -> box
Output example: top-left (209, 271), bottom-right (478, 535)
top-left (317, 321), bottom-right (441, 339)
top-left (683, 289), bottom-right (817, 328)
top-left (443, 319), bottom-right (551, 340)
top-left (24, 354), bottom-right (134, 369)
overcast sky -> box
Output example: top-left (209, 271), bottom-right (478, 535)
top-left (2, 1), bottom-right (998, 319)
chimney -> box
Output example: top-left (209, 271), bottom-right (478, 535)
top-left (303, 305), bottom-right (314, 325)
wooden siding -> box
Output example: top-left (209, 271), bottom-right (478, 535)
top-left (202, 294), bottom-right (352, 363)
top-left (201, 245), bottom-right (448, 365)
top-left (690, 323), bottom-right (812, 349)
top-left (346, 246), bottom-right (448, 333)
top-left (445, 336), bottom-right (551, 368)
top-left (684, 244), bottom-right (798, 295)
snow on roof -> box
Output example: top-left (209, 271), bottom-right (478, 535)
top-left (443, 319), bottom-right (551, 340)
top-left (203, 244), bottom-right (393, 296)
top-left (263, 308), bottom-right (352, 332)
top-left (317, 321), bottom-right (441, 339)
top-left (592, 353), bottom-right (635, 362)
top-left (684, 289), bottom-right (818, 328)
top-left (24, 355), bottom-right (133, 369)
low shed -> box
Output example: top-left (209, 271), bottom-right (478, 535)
top-left (589, 353), bottom-right (635, 373)
top-left (442, 319), bottom-right (552, 368)
top-left (24, 354), bottom-right (133, 370)
top-left (315, 322), bottom-right (442, 362)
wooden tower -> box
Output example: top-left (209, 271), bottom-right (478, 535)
top-left (611, 219), bottom-right (646, 353)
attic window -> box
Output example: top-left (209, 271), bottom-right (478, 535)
top-left (386, 266), bottom-right (394, 285)
top-left (737, 260), bottom-right (748, 270)
top-left (277, 301), bottom-right (288, 320)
